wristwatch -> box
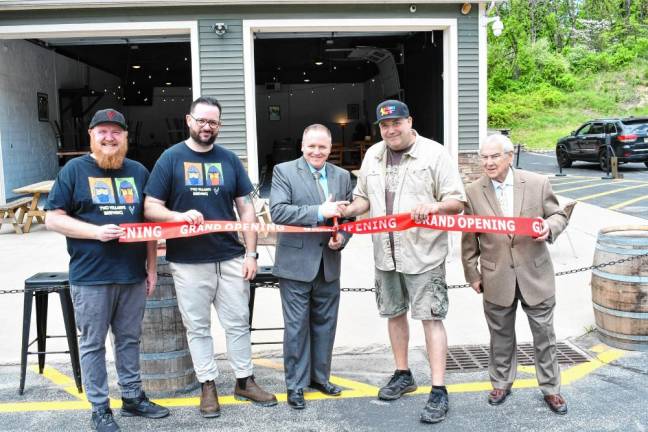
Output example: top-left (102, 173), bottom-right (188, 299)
top-left (246, 251), bottom-right (259, 259)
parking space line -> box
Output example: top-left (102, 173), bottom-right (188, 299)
top-left (0, 347), bottom-right (625, 413)
top-left (517, 365), bottom-right (536, 374)
top-left (575, 184), bottom-right (648, 201)
top-left (608, 194), bottom-right (648, 210)
top-left (548, 178), bottom-right (603, 187)
top-left (253, 358), bottom-right (380, 395)
top-left (553, 180), bottom-right (628, 193)
top-left (30, 365), bottom-right (86, 401)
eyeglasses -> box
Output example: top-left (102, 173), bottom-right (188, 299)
top-left (189, 114), bottom-right (221, 129)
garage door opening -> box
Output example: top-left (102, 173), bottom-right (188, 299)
top-left (252, 31), bottom-right (444, 192)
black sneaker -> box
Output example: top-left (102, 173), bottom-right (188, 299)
top-left (378, 370), bottom-right (417, 400)
top-left (420, 389), bottom-right (449, 424)
top-left (91, 407), bottom-right (121, 432)
top-left (121, 391), bottom-right (170, 419)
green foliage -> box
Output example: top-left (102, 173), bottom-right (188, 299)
top-left (487, 0), bottom-right (648, 149)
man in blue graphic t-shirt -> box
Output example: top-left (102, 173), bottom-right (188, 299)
top-left (144, 97), bottom-right (277, 418)
top-left (46, 109), bottom-right (169, 432)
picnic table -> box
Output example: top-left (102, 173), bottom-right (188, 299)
top-left (12, 180), bottom-right (55, 233)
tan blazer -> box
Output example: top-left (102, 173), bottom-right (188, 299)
top-left (461, 169), bottom-right (567, 307)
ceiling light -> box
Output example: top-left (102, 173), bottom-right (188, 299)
top-left (315, 61), bottom-right (323, 66)
top-left (148, 75), bottom-right (152, 79)
top-left (166, 67), bottom-right (170, 71)
top-left (184, 57), bottom-right (188, 61)
top-left (132, 65), bottom-right (141, 69)
top-left (304, 79), bottom-right (310, 83)
top-left (166, 82), bottom-right (172, 86)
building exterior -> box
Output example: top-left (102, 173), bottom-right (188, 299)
top-left (0, 0), bottom-right (494, 203)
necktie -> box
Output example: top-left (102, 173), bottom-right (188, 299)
top-left (313, 171), bottom-right (326, 202)
top-left (498, 184), bottom-right (508, 215)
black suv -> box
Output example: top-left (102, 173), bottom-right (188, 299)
top-left (556, 117), bottom-right (648, 170)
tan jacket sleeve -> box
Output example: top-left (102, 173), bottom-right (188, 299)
top-left (541, 176), bottom-right (568, 243)
top-left (461, 192), bottom-right (482, 284)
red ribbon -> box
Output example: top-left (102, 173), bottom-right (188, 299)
top-left (119, 213), bottom-right (544, 243)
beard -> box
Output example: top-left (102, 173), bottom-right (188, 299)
top-left (189, 127), bottom-right (217, 147)
top-left (90, 134), bottom-right (128, 170)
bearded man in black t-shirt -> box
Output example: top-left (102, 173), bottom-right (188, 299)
top-left (46, 109), bottom-right (169, 432)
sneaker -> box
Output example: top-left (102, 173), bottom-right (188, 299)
top-left (121, 391), bottom-right (170, 419)
top-left (378, 370), bottom-right (417, 400)
top-left (420, 389), bottom-right (449, 424)
top-left (91, 407), bottom-right (121, 432)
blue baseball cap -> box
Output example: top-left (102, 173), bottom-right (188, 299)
top-left (375, 100), bottom-right (410, 124)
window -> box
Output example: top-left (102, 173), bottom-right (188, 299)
top-left (605, 123), bottom-right (617, 134)
top-left (576, 123), bottom-right (591, 135)
top-left (589, 123), bottom-right (604, 134)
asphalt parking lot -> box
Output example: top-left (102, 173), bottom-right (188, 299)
top-left (515, 150), bottom-right (648, 220)
top-left (1, 332), bottom-right (647, 432)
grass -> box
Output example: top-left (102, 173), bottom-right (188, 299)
top-left (491, 59), bottom-right (648, 150)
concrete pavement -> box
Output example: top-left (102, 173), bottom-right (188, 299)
top-left (1, 188), bottom-right (647, 431)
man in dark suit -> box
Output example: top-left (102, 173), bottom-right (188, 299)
top-left (270, 124), bottom-right (353, 409)
top-left (461, 134), bottom-right (569, 414)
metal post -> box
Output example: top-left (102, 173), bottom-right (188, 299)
top-left (556, 145), bottom-right (566, 177)
top-left (515, 144), bottom-right (522, 169)
top-left (602, 134), bottom-right (613, 180)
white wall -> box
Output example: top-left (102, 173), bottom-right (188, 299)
top-left (124, 86), bottom-right (192, 148)
top-left (0, 39), bottom-right (120, 203)
top-left (255, 83), bottom-right (366, 170)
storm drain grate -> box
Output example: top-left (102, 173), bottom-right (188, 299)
top-left (446, 342), bottom-right (590, 372)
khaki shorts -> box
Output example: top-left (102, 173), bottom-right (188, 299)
top-left (374, 264), bottom-right (448, 320)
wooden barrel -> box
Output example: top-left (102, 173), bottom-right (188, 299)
top-left (140, 256), bottom-right (199, 395)
top-left (591, 226), bottom-right (648, 351)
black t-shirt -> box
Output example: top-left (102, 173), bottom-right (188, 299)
top-left (144, 141), bottom-right (253, 263)
top-left (45, 155), bottom-right (149, 285)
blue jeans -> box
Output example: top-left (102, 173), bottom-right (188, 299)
top-left (70, 282), bottom-right (146, 410)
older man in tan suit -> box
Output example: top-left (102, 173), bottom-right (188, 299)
top-left (461, 134), bottom-right (569, 415)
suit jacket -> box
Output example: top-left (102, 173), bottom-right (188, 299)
top-left (270, 157), bottom-right (354, 283)
top-left (461, 169), bottom-right (567, 307)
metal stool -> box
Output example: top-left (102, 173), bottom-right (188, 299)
top-left (249, 265), bottom-right (283, 346)
top-left (19, 272), bottom-right (82, 395)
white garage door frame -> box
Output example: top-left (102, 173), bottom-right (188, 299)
top-left (242, 18), bottom-right (459, 183)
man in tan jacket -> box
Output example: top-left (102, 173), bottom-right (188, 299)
top-left (461, 134), bottom-right (569, 414)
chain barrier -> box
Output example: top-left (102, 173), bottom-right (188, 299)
top-left (2, 251), bottom-right (647, 295)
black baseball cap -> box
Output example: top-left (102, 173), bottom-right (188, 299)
top-left (89, 108), bottom-right (128, 130)
top-left (375, 100), bottom-right (410, 124)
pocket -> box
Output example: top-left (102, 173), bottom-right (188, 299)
top-left (480, 258), bottom-right (496, 271)
top-left (366, 172), bottom-right (382, 195)
top-left (403, 167), bottom-right (432, 193)
top-left (522, 205), bottom-right (541, 216)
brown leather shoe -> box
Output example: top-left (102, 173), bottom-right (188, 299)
top-left (487, 388), bottom-right (511, 406)
top-left (234, 375), bottom-right (278, 407)
top-left (544, 394), bottom-right (568, 415)
top-left (199, 380), bottom-right (221, 418)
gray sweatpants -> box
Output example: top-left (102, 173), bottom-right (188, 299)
top-left (70, 282), bottom-right (146, 411)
